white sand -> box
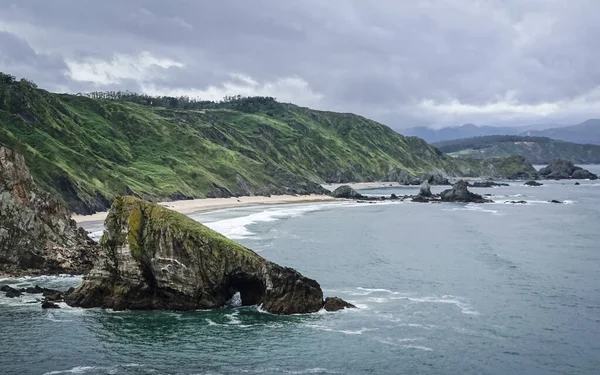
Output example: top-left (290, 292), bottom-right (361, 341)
top-left (72, 194), bottom-right (338, 224)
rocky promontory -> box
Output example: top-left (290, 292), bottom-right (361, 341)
top-left (539, 159), bottom-right (598, 180)
top-left (65, 196), bottom-right (354, 314)
top-left (0, 146), bottom-right (98, 276)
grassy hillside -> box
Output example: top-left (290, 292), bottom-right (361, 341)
top-left (435, 135), bottom-right (600, 164)
top-left (0, 74), bottom-right (537, 213)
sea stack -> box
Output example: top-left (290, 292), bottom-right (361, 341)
top-left (0, 146), bottom-right (98, 276)
top-left (440, 180), bottom-right (492, 203)
top-left (66, 196), bottom-right (354, 314)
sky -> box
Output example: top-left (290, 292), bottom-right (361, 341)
top-left (0, 0), bottom-right (599, 130)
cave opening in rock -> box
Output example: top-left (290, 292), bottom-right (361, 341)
top-left (227, 274), bottom-right (265, 306)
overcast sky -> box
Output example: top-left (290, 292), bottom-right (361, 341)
top-left (0, 0), bottom-right (598, 129)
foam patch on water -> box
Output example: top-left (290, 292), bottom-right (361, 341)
top-left (374, 337), bottom-right (434, 351)
top-left (240, 368), bottom-right (341, 374)
top-left (305, 323), bottom-right (377, 335)
top-left (201, 201), bottom-right (401, 239)
top-left (202, 204), bottom-right (335, 239)
top-left (89, 230), bottom-right (104, 242)
top-left (443, 204), bottom-right (500, 215)
top-left (400, 295), bottom-right (480, 315)
top-left (43, 364), bottom-right (142, 375)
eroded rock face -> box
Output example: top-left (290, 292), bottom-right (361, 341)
top-left (0, 147), bottom-right (98, 276)
top-left (440, 180), bottom-right (492, 203)
top-left (66, 197), bottom-right (353, 314)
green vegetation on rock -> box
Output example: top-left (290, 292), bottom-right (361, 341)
top-left (434, 135), bottom-right (600, 164)
top-left (67, 196), bottom-right (354, 314)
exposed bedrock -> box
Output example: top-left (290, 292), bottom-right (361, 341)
top-left (66, 197), bottom-right (354, 314)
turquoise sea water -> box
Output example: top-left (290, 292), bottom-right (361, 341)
top-left (1, 169), bottom-right (599, 374)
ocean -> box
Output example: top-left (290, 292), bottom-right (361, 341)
top-left (1, 167), bottom-right (600, 375)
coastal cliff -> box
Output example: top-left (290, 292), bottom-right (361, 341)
top-left (66, 196), bottom-right (354, 314)
top-left (0, 146), bottom-right (97, 275)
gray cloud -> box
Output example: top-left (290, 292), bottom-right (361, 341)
top-left (0, 0), bottom-right (599, 129)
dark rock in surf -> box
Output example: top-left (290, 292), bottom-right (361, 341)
top-left (440, 180), bottom-right (492, 203)
top-left (469, 181), bottom-right (509, 188)
top-left (575, 182), bottom-right (581, 185)
top-left (549, 200), bottom-right (563, 204)
top-left (2, 285), bottom-right (23, 298)
top-left (524, 180), bottom-right (543, 186)
top-left (323, 297), bottom-right (356, 312)
top-left (41, 300), bottom-right (60, 309)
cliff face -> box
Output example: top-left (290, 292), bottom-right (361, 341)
top-left (0, 146), bottom-right (97, 275)
top-left (66, 196), bottom-right (352, 314)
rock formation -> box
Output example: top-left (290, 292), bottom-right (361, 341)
top-left (0, 146), bottom-right (98, 276)
top-left (419, 181), bottom-right (433, 197)
top-left (66, 196), bottom-right (354, 314)
top-left (468, 181), bottom-right (509, 188)
top-left (331, 185), bottom-right (363, 199)
top-left (539, 159), bottom-right (598, 180)
top-left (440, 180), bottom-right (492, 203)
top-left (524, 180), bottom-right (543, 186)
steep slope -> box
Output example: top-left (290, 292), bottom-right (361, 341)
top-left (520, 119), bottom-right (600, 145)
top-left (0, 146), bottom-right (97, 276)
top-left (434, 135), bottom-right (600, 164)
top-left (0, 74), bottom-right (538, 214)
top-left (0, 74), bottom-right (462, 214)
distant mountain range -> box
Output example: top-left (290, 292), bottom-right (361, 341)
top-left (402, 120), bottom-right (600, 145)
top-left (434, 135), bottom-right (600, 164)
top-left (520, 119), bottom-right (600, 145)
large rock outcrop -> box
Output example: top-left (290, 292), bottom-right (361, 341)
top-left (331, 185), bottom-right (363, 199)
top-left (440, 180), bottom-right (492, 203)
top-left (539, 159), bottom-right (598, 180)
top-left (0, 146), bottom-right (97, 275)
top-left (66, 196), bottom-right (354, 314)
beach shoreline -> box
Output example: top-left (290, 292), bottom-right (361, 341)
top-left (72, 194), bottom-right (341, 225)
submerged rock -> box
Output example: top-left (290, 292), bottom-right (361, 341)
top-left (331, 185), bottom-right (363, 199)
top-left (524, 180), bottom-right (543, 186)
top-left (66, 197), bottom-right (354, 314)
top-left (468, 181), bottom-right (509, 188)
top-left (0, 146), bottom-right (98, 276)
top-left (539, 159), bottom-right (598, 180)
top-left (1, 285), bottom-right (23, 298)
top-left (323, 297), bottom-right (356, 312)
top-left (41, 300), bottom-right (60, 309)
top-left (440, 180), bottom-right (492, 203)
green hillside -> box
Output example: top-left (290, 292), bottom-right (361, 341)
top-left (0, 73), bottom-right (536, 213)
top-left (435, 135), bottom-right (600, 164)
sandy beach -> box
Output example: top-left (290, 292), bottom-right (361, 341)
top-left (72, 194), bottom-right (339, 225)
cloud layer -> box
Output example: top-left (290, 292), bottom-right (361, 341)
top-left (1, 0), bottom-right (598, 129)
